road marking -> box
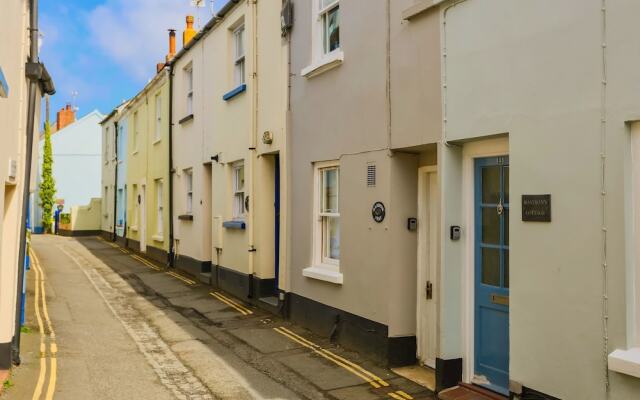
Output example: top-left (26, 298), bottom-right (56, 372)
top-left (166, 270), bottom-right (197, 285)
top-left (209, 292), bottom-right (253, 315)
top-left (277, 326), bottom-right (389, 388)
top-left (130, 254), bottom-right (162, 271)
top-left (273, 326), bottom-right (389, 389)
top-left (30, 250), bottom-right (57, 400)
top-left (31, 250), bottom-right (47, 400)
top-left (59, 245), bottom-right (214, 399)
top-left (393, 390), bottom-right (413, 399)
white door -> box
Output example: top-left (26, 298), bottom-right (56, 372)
top-left (140, 184), bottom-right (146, 252)
top-left (416, 168), bottom-right (439, 368)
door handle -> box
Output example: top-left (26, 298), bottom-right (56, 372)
top-left (426, 281), bottom-right (433, 300)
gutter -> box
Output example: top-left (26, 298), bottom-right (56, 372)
top-left (168, 66), bottom-right (175, 266)
top-left (169, 0), bottom-right (240, 67)
top-left (113, 120), bottom-right (118, 241)
top-left (13, 0), bottom-right (47, 365)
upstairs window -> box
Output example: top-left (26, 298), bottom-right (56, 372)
top-left (232, 162), bottom-right (245, 219)
top-left (104, 127), bottom-right (110, 162)
top-left (185, 65), bottom-right (193, 115)
top-left (155, 93), bottom-right (162, 141)
top-left (185, 169), bottom-right (193, 215)
top-left (133, 112), bottom-right (139, 153)
top-left (319, 0), bottom-right (339, 55)
top-left (233, 25), bottom-right (246, 86)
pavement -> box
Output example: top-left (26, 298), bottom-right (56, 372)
top-left (2, 235), bottom-right (436, 399)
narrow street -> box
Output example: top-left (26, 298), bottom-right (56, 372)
top-left (5, 235), bottom-right (434, 400)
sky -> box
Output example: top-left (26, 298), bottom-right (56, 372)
top-left (39, 0), bottom-right (227, 121)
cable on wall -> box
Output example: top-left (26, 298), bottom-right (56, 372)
top-left (599, 0), bottom-right (610, 392)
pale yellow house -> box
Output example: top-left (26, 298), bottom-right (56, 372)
top-left (123, 68), bottom-right (171, 264)
top-left (170, 2), bottom-right (289, 305)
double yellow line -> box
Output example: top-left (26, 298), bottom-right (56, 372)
top-left (273, 326), bottom-right (390, 389)
top-left (97, 237), bottom-right (196, 286)
top-left (388, 390), bottom-right (413, 399)
top-left (30, 250), bottom-right (57, 400)
top-left (209, 292), bottom-right (253, 315)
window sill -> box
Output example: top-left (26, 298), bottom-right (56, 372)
top-left (223, 220), bottom-right (246, 230)
top-left (130, 226), bottom-right (138, 232)
top-left (152, 138), bottom-right (161, 145)
top-left (301, 50), bottom-right (344, 79)
top-left (178, 214), bottom-right (194, 221)
top-left (132, 151), bottom-right (139, 156)
top-left (302, 265), bottom-right (343, 285)
top-left (609, 348), bottom-right (640, 379)
top-left (152, 235), bottom-right (164, 242)
top-left (223, 84), bottom-right (247, 101)
top-left (179, 114), bottom-right (194, 125)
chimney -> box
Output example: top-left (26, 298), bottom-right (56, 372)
top-left (183, 16), bottom-right (196, 47)
top-left (56, 103), bottom-right (76, 131)
top-left (165, 29), bottom-right (176, 63)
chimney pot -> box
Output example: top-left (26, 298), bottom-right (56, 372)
top-left (183, 15), bottom-right (196, 47)
top-left (166, 29), bottom-right (177, 63)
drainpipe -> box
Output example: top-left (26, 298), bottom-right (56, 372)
top-left (247, 0), bottom-right (259, 297)
top-left (168, 66), bottom-right (175, 267)
top-left (12, 0), bottom-right (40, 366)
top-left (113, 120), bottom-right (118, 241)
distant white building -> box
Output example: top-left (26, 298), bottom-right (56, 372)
top-left (34, 107), bottom-right (104, 233)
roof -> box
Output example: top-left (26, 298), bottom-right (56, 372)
top-left (170, 0), bottom-right (242, 66)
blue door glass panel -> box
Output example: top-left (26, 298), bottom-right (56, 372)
top-left (475, 156), bottom-right (509, 395)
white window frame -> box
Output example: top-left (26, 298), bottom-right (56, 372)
top-left (303, 160), bottom-right (343, 284)
top-left (185, 64), bottom-right (193, 115)
top-left (232, 162), bottom-right (245, 220)
top-left (301, 0), bottom-right (344, 78)
top-left (233, 24), bottom-right (246, 87)
top-left (155, 179), bottom-right (163, 238)
top-left (154, 93), bottom-right (162, 142)
top-left (185, 168), bottom-right (193, 215)
top-left (103, 186), bottom-right (109, 217)
top-left (318, 0), bottom-right (340, 56)
top-left (609, 122), bottom-right (640, 378)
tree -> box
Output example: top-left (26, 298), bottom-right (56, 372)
top-left (39, 121), bottom-right (56, 233)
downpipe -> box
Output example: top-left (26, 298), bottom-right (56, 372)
top-left (168, 66), bottom-right (175, 267)
top-left (12, 0), bottom-right (40, 366)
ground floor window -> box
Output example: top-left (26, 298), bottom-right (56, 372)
top-left (232, 162), bottom-right (245, 219)
top-left (316, 162), bottom-right (340, 265)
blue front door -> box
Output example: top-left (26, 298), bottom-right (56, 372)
top-left (474, 156), bottom-right (509, 395)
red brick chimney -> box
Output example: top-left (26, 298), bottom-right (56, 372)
top-left (56, 104), bottom-right (76, 130)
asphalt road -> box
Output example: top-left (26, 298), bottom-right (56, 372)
top-left (4, 235), bottom-right (434, 400)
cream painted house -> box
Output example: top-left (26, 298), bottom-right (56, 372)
top-left (122, 68), bottom-right (171, 264)
top-left (0, 0), bottom-right (53, 370)
top-left (100, 103), bottom-right (127, 240)
top-left (169, 1), bottom-right (289, 306)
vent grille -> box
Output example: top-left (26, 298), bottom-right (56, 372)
top-left (367, 164), bottom-right (376, 187)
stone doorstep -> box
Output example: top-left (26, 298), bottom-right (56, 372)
top-left (0, 369), bottom-right (9, 395)
top-left (439, 383), bottom-right (508, 400)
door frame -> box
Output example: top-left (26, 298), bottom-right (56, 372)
top-left (460, 137), bottom-right (509, 385)
top-left (140, 182), bottom-right (147, 252)
top-left (416, 165), bottom-right (439, 368)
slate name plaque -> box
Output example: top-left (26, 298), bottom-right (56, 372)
top-left (522, 194), bottom-right (551, 222)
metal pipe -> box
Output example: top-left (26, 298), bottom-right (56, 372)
top-left (168, 66), bottom-right (175, 267)
top-left (113, 120), bottom-right (118, 241)
top-left (12, 0), bottom-right (40, 366)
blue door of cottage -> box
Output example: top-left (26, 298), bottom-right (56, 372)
top-left (474, 156), bottom-right (509, 395)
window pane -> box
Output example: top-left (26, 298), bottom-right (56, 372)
top-left (322, 168), bottom-right (338, 213)
top-left (327, 7), bottom-right (340, 53)
top-left (481, 247), bottom-right (500, 286)
top-left (324, 216), bottom-right (340, 260)
top-left (236, 166), bottom-right (245, 191)
top-left (481, 206), bottom-right (499, 245)
top-left (482, 166), bottom-right (500, 204)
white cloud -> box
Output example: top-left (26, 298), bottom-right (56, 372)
top-left (87, 0), bottom-right (210, 82)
